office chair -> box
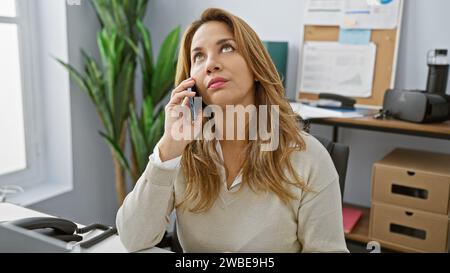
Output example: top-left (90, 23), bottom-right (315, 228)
top-left (300, 117), bottom-right (349, 198)
top-left (313, 135), bottom-right (349, 199)
top-left (167, 134), bottom-right (350, 253)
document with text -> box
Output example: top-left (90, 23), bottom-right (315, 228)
top-left (299, 42), bottom-right (377, 98)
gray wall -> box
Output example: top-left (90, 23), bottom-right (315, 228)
top-left (30, 0), bottom-right (450, 224)
top-left (30, 2), bottom-right (118, 226)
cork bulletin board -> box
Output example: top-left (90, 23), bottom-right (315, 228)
top-left (297, 2), bottom-right (404, 107)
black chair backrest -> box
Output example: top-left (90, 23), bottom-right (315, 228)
top-left (313, 135), bottom-right (349, 199)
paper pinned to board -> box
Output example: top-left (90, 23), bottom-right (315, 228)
top-left (304, 0), bottom-right (345, 26)
top-left (339, 28), bottom-right (372, 45)
top-left (304, 0), bottom-right (401, 28)
top-left (299, 42), bottom-right (377, 98)
top-left (341, 0), bottom-right (401, 29)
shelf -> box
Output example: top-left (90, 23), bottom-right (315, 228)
top-left (309, 117), bottom-right (450, 140)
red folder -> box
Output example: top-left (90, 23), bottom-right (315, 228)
top-left (342, 207), bottom-right (363, 234)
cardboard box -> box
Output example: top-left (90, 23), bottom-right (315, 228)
top-left (370, 202), bottom-right (450, 253)
top-left (372, 148), bottom-right (450, 215)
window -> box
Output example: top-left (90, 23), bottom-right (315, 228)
top-left (0, 1), bottom-right (27, 177)
top-left (0, 0), bottom-right (16, 17)
top-left (0, 0), bottom-right (40, 189)
top-left (1, 0), bottom-right (73, 205)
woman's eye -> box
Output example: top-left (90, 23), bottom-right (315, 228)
top-left (222, 44), bottom-right (234, 53)
top-left (193, 54), bottom-right (204, 63)
top-left (193, 45), bottom-right (234, 63)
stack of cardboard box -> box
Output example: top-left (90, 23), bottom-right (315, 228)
top-left (369, 148), bottom-right (450, 252)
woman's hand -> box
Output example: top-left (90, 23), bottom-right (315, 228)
top-left (158, 77), bottom-right (202, 162)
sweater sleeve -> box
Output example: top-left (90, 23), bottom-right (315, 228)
top-left (115, 156), bottom-right (179, 252)
top-left (296, 136), bottom-right (349, 253)
top-left (297, 176), bottom-right (349, 253)
top-left (150, 144), bottom-right (182, 170)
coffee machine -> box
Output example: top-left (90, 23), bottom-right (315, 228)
top-left (426, 49), bottom-right (450, 99)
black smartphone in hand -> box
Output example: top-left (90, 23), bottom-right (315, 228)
top-left (188, 84), bottom-right (199, 120)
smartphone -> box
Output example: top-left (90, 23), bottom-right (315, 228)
top-left (187, 84), bottom-right (199, 120)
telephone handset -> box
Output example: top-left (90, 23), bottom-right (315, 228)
top-left (317, 93), bottom-right (356, 109)
top-left (8, 217), bottom-right (82, 242)
top-left (7, 216), bottom-right (117, 248)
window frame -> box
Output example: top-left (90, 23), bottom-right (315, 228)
top-left (0, 0), bottom-right (45, 189)
top-left (1, 0), bottom-right (73, 206)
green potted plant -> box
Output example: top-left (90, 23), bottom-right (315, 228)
top-left (58, 0), bottom-right (180, 204)
top-left (128, 20), bottom-right (180, 182)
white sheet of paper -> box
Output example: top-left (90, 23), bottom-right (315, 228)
top-left (290, 102), bottom-right (364, 120)
top-left (304, 0), bottom-right (345, 26)
top-left (299, 42), bottom-right (377, 98)
top-left (341, 0), bottom-right (401, 29)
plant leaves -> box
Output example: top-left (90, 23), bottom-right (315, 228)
top-left (151, 26), bottom-right (181, 103)
top-left (99, 131), bottom-right (131, 174)
top-left (142, 95), bottom-right (154, 138)
top-left (55, 59), bottom-right (90, 99)
top-left (137, 19), bottom-right (153, 97)
top-left (147, 110), bottom-right (164, 151)
top-left (128, 106), bottom-right (148, 173)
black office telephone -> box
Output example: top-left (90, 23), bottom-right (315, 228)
top-left (8, 217), bottom-right (82, 242)
top-left (317, 93), bottom-right (356, 109)
top-left (6, 217), bottom-right (117, 248)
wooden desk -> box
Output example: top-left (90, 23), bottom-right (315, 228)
top-left (308, 117), bottom-right (450, 141)
top-left (308, 116), bottom-right (450, 252)
top-left (309, 117), bottom-right (450, 141)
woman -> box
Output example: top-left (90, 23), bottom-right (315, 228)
top-left (116, 8), bottom-right (348, 253)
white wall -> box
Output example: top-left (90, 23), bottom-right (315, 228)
top-left (145, 0), bottom-right (450, 207)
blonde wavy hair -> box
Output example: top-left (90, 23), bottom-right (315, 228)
top-left (175, 8), bottom-right (308, 213)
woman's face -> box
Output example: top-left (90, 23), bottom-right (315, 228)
top-left (190, 21), bottom-right (256, 109)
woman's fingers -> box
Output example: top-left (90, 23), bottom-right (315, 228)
top-left (171, 78), bottom-right (195, 98)
top-left (182, 96), bottom-right (191, 107)
top-left (168, 90), bottom-right (196, 106)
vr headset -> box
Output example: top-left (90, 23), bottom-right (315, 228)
top-left (382, 89), bottom-right (450, 123)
